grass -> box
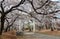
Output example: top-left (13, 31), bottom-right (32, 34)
top-left (1, 30), bottom-right (60, 39)
top-left (0, 31), bottom-right (35, 39)
top-left (0, 35), bottom-right (24, 39)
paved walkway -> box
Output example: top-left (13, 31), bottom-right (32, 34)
top-left (23, 33), bottom-right (60, 39)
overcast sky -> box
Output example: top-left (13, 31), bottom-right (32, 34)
top-left (51, 0), bottom-right (60, 1)
top-left (51, 0), bottom-right (60, 18)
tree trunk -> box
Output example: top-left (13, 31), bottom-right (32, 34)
top-left (5, 25), bottom-right (13, 32)
top-left (4, 26), bottom-right (10, 32)
top-left (51, 27), bottom-right (54, 31)
top-left (4, 27), bottom-right (8, 32)
top-left (0, 15), bottom-right (5, 35)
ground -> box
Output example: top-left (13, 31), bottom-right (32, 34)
top-left (37, 29), bottom-right (60, 36)
top-left (0, 30), bottom-right (60, 39)
top-left (17, 33), bottom-right (60, 39)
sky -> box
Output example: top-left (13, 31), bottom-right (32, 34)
top-left (51, 0), bottom-right (60, 18)
top-left (51, 0), bottom-right (60, 1)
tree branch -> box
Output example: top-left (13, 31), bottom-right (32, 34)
top-left (36, 0), bottom-right (49, 9)
top-left (27, 0), bottom-right (48, 15)
top-left (5, 18), bottom-right (9, 26)
top-left (29, 13), bottom-right (41, 22)
top-left (0, 0), bottom-right (5, 13)
top-left (49, 10), bottom-right (60, 14)
top-left (5, 15), bottom-right (19, 32)
top-left (12, 8), bottom-right (42, 22)
top-left (37, 10), bottom-right (60, 15)
top-left (28, 0), bottom-right (60, 15)
top-left (12, 8), bottom-right (28, 13)
top-left (0, 11), bottom-right (2, 13)
top-left (5, 0), bottom-right (25, 14)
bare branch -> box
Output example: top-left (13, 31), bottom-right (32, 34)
top-left (0, 0), bottom-right (5, 13)
top-left (45, 0), bottom-right (51, 6)
top-left (12, 8), bottom-right (28, 13)
top-left (1, 0), bottom-right (4, 3)
top-left (49, 10), bottom-right (60, 14)
top-left (36, 0), bottom-right (49, 9)
top-left (27, 0), bottom-right (49, 15)
top-left (27, 0), bottom-right (40, 14)
top-left (37, 10), bottom-right (60, 15)
top-left (29, 13), bottom-right (41, 22)
top-left (12, 8), bottom-right (41, 22)
top-left (22, 11), bottom-right (42, 22)
top-left (5, 15), bottom-right (19, 32)
top-left (28, 0), bottom-right (60, 15)
top-left (5, 18), bottom-right (9, 26)
top-left (5, 0), bottom-right (25, 14)
top-left (0, 11), bottom-right (2, 13)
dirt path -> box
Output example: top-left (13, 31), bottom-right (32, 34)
top-left (22, 33), bottom-right (60, 39)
